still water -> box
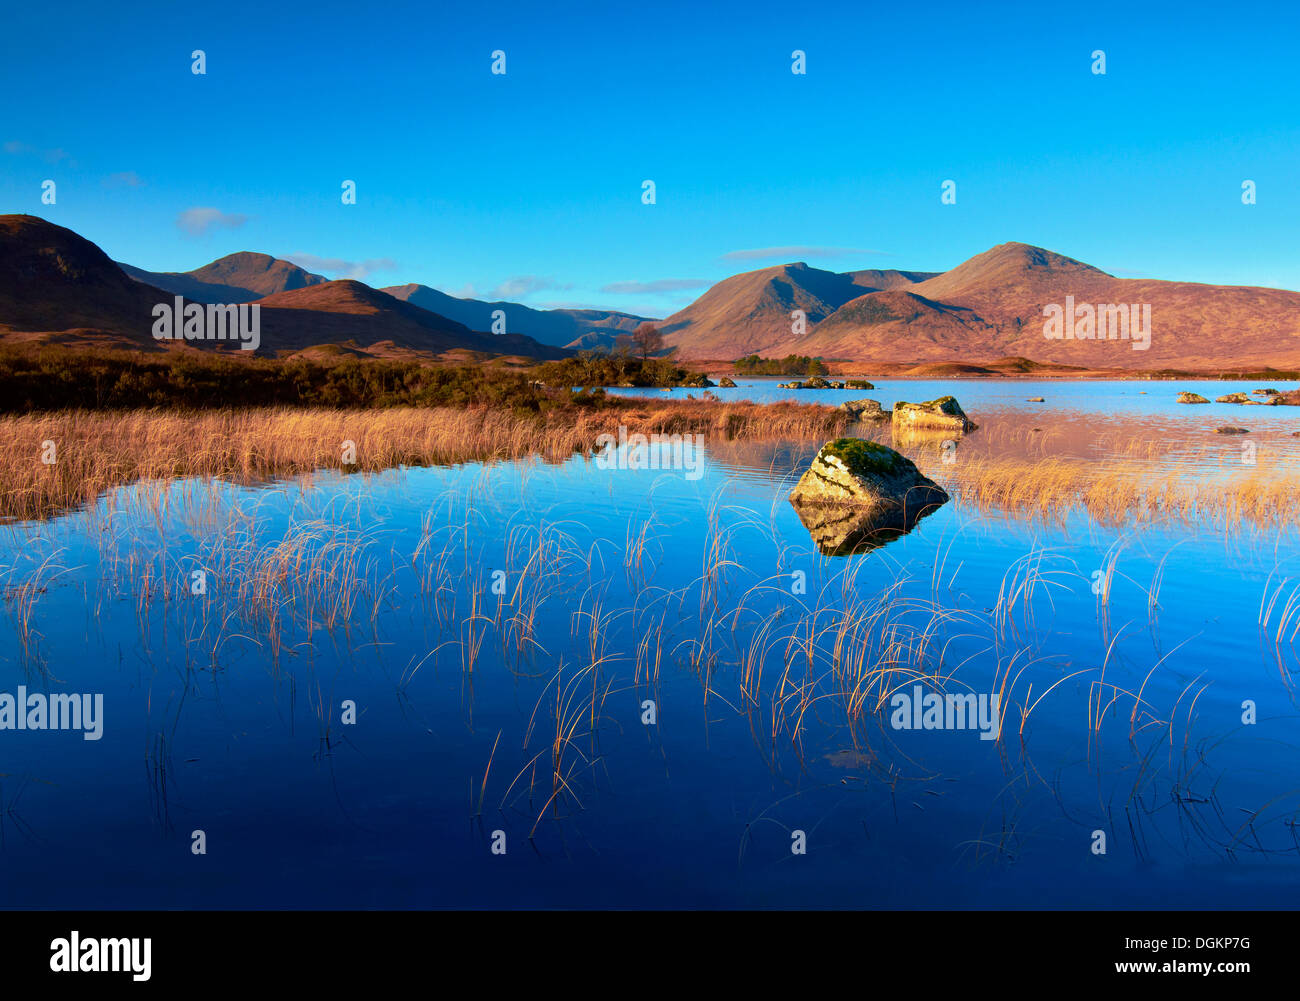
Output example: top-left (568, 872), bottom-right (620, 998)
top-left (2, 380), bottom-right (1299, 908)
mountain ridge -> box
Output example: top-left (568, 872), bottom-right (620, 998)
top-left (383, 283), bottom-right (651, 348)
top-left (120, 252), bottom-right (328, 304)
top-left (0, 216), bottom-right (565, 360)
top-left (7, 215), bottom-right (1300, 370)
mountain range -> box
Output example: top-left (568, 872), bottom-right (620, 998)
top-left (0, 216), bottom-right (566, 360)
top-left (4, 213), bottom-right (1300, 371)
top-left (382, 284), bottom-right (649, 348)
top-left (659, 247), bottom-right (1300, 369)
top-left (118, 254), bottom-right (650, 349)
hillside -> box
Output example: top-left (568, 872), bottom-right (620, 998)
top-left (384, 283), bottom-right (649, 347)
top-left (120, 252), bottom-right (328, 304)
top-left (670, 243), bottom-right (1300, 370)
top-left (659, 262), bottom-right (914, 357)
top-left (255, 282), bottom-right (568, 358)
top-left (0, 214), bottom-right (168, 347)
top-left (0, 216), bottom-right (566, 360)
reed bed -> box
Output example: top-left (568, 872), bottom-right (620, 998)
top-left (9, 402), bottom-right (1300, 531)
top-left (914, 453), bottom-right (1300, 528)
top-left (0, 402), bottom-right (847, 522)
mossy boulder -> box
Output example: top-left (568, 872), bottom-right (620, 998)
top-left (1254, 388), bottom-right (1281, 396)
top-left (1177, 392), bottom-right (1210, 404)
top-left (891, 395), bottom-right (975, 433)
top-left (718, 376), bottom-right (737, 388)
top-left (788, 438), bottom-right (949, 555)
top-left (845, 379), bottom-right (875, 390)
top-left (803, 376), bottom-right (832, 389)
top-left (838, 398), bottom-right (887, 421)
top-left (677, 374), bottom-right (716, 388)
top-left (1216, 392), bottom-right (1250, 403)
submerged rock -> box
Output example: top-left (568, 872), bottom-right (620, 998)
top-left (717, 376), bottom-right (737, 388)
top-left (838, 398), bottom-right (888, 421)
top-left (1177, 392), bottom-right (1210, 404)
top-left (1216, 426), bottom-right (1250, 434)
top-left (892, 395), bottom-right (975, 433)
top-left (788, 439), bottom-right (948, 555)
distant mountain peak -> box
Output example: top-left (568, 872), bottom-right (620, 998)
top-left (382, 282), bottom-right (652, 347)
top-left (954, 241), bottom-right (1104, 277)
top-left (119, 251), bottom-right (327, 304)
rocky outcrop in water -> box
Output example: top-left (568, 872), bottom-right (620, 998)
top-left (788, 438), bottom-right (948, 555)
top-left (839, 398), bottom-right (888, 421)
top-left (779, 378), bottom-right (850, 389)
top-left (892, 395), bottom-right (975, 433)
top-left (717, 376), bottom-right (736, 387)
top-left (1216, 426), bottom-right (1250, 434)
top-left (1177, 392), bottom-right (1210, 404)
top-left (1215, 391), bottom-right (1279, 405)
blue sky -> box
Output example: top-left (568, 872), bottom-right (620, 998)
top-left (2, 0), bottom-right (1297, 317)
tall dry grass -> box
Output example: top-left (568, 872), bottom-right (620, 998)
top-left (8, 400), bottom-right (1299, 530)
top-left (913, 454), bottom-right (1300, 528)
top-left (0, 402), bottom-right (847, 522)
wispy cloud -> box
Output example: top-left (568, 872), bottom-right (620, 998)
top-left (102, 171), bottom-right (143, 189)
top-left (4, 140), bottom-right (72, 164)
top-left (599, 278), bottom-right (709, 294)
top-left (285, 254), bottom-right (398, 280)
top-left (488, 275), bottom-right (570, 299)
top-left (450, 276), bottom-right (572, 301)
top-left (720, 246), bottom-right (888, 261)
top-left (176, 207), bottom-right (249, 237)
top-left (532, 300), bottom-right (658, 317)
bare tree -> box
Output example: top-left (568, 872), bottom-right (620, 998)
top-left (631, 323), bottom-right (663, 361)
